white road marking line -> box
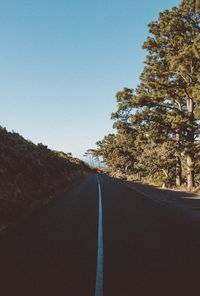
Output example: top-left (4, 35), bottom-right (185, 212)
top-left (95, 177), bottom-right (103, 296)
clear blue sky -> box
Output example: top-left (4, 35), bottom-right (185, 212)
top-left (0, 0), bottom-right (180, 159)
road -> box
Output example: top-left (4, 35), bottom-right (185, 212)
top-left (0, 173), bottom-right (200, 296)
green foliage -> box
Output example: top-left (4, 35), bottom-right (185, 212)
top-left (0, 126), bottom-right (90, 225)
top-left (91, 0), bottom-right (200, 189)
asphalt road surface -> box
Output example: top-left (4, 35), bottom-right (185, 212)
top-left (0, 173), bottom-right (200, 296)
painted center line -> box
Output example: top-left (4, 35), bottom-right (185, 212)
top-left (95, 176), bottom-right (103, 296)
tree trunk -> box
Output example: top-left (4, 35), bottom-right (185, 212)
top-left (162, 169), bottom-right (168, 178)
top-left (187, 154), bottom-right (194, 191)
top-left (175, 132), bottom-right (182, 187)
top-left (186, 98), bottom-right (195, 190)
top-left (176, 156), bottom-right (182, 187)
top-left (136, 172), bottom-right (141, 181)
top-left (162, 169), bottom-right (169, 188)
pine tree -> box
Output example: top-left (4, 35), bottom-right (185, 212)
top-left (90, 0), bottom-right (200, 190)
top-left (143, 0), bottom-right (200, 189)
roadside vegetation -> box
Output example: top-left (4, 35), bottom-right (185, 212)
top-left (0, 126), bottom-right (90, 228)
top-left (89, 0), bottom-right (200, 190)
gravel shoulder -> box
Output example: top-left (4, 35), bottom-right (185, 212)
top-left (125, 181), bottom-right (200, 221)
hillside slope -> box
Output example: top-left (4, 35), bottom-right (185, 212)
top-left (0, 126), bottom-right (91, 229)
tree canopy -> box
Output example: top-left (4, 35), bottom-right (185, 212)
top-left (89, 0), bottom-right (200, 190)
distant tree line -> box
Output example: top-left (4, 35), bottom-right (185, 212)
top-left (89, 0), bottom-right (200, 190)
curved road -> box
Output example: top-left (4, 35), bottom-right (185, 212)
top-left (0, 173), bottom-right (200, 296)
